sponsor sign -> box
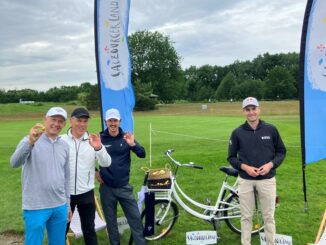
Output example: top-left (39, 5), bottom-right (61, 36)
top-left (186, 230), bottom-right (218, 245)
top-left (260, 233), bottom-right (292, 245)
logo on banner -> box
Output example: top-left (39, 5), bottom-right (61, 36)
top-left (307, 1), bottom-right (326, 92)
top-left (186, 231), bottom-right (218, 245)
top-left (99, 0), bottom-right (130, 90)
top-left (259, 233), bottom-right (292, 245)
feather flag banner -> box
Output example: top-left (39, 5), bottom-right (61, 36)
top-left (299, 0), bottom-right (326, 207)
top-left (300, 0), bottom-right (326, 164)
top-left (95, 0), bottom-right (135, 132)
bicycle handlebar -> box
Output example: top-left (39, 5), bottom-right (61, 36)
top-left (165, 149), bottom-right (203, 169)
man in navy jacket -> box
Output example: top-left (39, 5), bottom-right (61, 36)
top-left (228, 97), bottom-right (286, 245)
top-left (96, 108), bottom-right (146, 245)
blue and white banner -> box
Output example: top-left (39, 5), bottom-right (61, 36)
top-left (95, 0), bottom-right (135, 132)
top-left (300, 0), bottom-right (326, 164)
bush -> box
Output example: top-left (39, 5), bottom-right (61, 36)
top-left (134, 94), bottom-right (157, 111)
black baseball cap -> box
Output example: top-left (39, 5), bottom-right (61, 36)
top-left (71, 108), bottom-right (90, 118)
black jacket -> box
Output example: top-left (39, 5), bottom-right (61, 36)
top-left (99, 128), bottom-right (145, 188)
top-left (228, 120), bottom-right (286, 180)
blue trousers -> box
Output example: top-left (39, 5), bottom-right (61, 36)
top-left (23, 204), bottom-right (68, 245)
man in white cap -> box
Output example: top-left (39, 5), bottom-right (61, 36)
top-left (11, 107), bottom-right (71, 245)
top-left (96, 108), bottom-right (146, 245)
top-left (227, 97), bottom-right (286, 245)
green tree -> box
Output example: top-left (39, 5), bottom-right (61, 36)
top-left (133, 80), bottom-right (157, 111)
top-left (184, 65), bottom-right (226, 101)
top-left (184, 66), bottom-right (199, 101)
top-left (264, 66), bottom-right (297, 100)
top-left (215, 72), bottom-right (236, 100)
top-left (129, 30), bottom-right (184, 103)
top-left (83, 84), bottom-right (100, 110)
top-left (79, 82), bottom-right (93, 93)
top-left (230, 79), bottom-right (264, 100)
top-left (227, 60), bottom-right (254, 80)
top-left (44, 86), bottom-right (80, 102)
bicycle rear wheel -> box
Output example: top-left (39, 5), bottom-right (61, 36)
top-left (224, 194), bottom-right (264, 235)
top-left (142, 199), bottom-right (179, 240)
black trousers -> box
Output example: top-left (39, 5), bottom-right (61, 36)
top-left (66, 189), bottom-right (98, 245)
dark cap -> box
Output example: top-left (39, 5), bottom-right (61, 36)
top-left (71, 108), bottom-right (90, 118)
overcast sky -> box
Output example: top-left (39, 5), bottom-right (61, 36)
top-left (0, 0), bottom-right (306, 91)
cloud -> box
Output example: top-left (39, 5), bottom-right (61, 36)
top-left (131, 0), bottom-right (305, 67)
top-left (0, 0), bottom-right (306, 90)
top-left (0, 0), bottom-right (95, 90)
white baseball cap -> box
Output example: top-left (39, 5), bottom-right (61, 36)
top-left (46, 107), bottom-right (67, 120)
top-left (242, 97), bottom-right (259, 109)
top-left (105, 108), bottom-right (121, 120)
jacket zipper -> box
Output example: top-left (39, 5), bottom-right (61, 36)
top-left (74, 139), bottom-right (81, 195)
top-left (87, 171), bottom-right (90, 186)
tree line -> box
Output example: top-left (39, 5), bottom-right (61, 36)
top-left (0, 30), bottom-right (299, 110)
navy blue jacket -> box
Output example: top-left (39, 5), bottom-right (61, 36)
top-left (99, 128), bottom-right (146, 188)
top-left (228, 120), bottom-right (286, 180)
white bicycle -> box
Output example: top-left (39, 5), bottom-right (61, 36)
top-left (140, 149), bottom-right (266, 241)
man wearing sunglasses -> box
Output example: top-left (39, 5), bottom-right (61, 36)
top-left (227, 97), bottom-right (286, 245)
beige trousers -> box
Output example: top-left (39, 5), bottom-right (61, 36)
top-left (238, 177), bottom-right (276, 245)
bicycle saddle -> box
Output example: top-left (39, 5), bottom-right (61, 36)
top-left (219, 166), bottom-right (238, 177)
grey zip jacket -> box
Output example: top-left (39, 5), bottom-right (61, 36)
top-left (10, 134), bottom-right (70, 210)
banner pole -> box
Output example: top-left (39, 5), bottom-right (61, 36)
top-left (302, 165), bottom-right (308, 212)
top-left (299, 0), bottom-right (313, 212)
top-left (149, 122), bottom-right (152, 167)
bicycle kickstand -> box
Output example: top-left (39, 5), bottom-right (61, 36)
top-left (210, 218), bottom-right (221, 242)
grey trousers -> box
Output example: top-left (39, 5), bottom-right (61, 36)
top-left (99, 184), bottom-right (145, 245)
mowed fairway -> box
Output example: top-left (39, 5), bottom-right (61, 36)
top-left (0, 101), bottom-right (325, 245)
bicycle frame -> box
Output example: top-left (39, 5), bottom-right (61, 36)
top-left (148, 149), bottom-right (241, 223)
top-left (172, 175), bottom-right (239, 221)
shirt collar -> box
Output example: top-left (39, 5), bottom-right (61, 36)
top-left (43, 133), bottom-right (61, 143)
top-left (67, 128), bottom-right (89, 141)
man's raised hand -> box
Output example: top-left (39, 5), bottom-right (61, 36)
top-left (123, 132), bottom-right (136, 147)
top-left (28, 123), bottom-right (45, 145)
top-left (89, 133), bottom-right (102, 151)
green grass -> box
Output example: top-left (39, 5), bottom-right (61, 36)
top-left (0, 101), bottom-right (325, 244)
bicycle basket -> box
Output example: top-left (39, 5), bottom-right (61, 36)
top-left (147, 168), bottom-right (171, 189)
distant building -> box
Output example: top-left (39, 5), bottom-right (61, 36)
top-left (19, 98), bottom-right (34, 104)
top-left (149, 93), bottom-right (159, 99)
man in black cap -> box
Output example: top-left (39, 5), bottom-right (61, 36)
top-left (62, 108), bottom-right (111, 245)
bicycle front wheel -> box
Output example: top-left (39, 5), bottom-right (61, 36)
top-left (141, 199), bottom-right (179, 240)
top-left (224, 194), bottom-right (264, 235)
